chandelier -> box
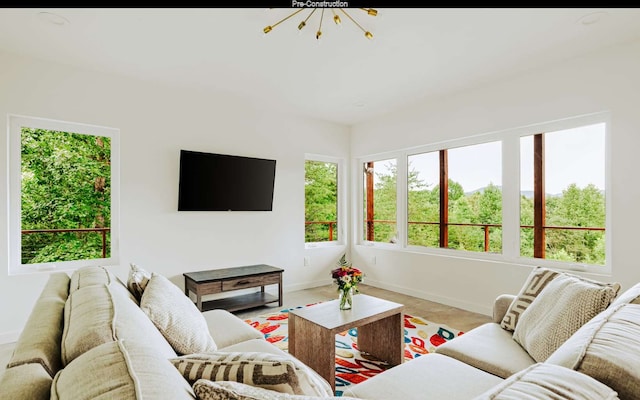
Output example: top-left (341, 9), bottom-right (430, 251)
top-left (263, 8), bottom-right (378, 41)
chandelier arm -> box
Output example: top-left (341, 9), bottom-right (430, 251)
top-left (339, 8), bottom-right (371, 36)
top-left (316, 8), bottom-right (325, 39)
top-left (269, 8), bottom-right (306, 30)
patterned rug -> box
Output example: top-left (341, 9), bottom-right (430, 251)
top-left (243, 302), bottom-right (464, 396)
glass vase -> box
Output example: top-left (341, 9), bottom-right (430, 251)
top-left (339, 287), bottom-right (353, 310)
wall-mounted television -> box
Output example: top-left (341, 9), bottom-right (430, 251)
top-left (178, 150), bottom-right (276, 211)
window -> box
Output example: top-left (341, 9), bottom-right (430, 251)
top-left (8, 115), bottom-right (120, 274)
top-left (407, 141), bottom-right (502, 253)
top-left (363, 158), bottom-right (397, 244)
top-left (520, 123), bottom-right (606, 265)
top-left (305, 155), bottom-right (343, 245)
top-left (358, 112), bottom-right (609, 272)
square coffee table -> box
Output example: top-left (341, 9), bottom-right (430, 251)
top-left (288, 294), bottom-right (404, 393)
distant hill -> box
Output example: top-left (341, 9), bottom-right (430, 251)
top-left (465, 186), bottom-right (556, 199)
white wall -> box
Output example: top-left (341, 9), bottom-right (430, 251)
top-left (0, 51), bottom-right (349, 342)
top-left (350, 39), bottom-right (640, 315)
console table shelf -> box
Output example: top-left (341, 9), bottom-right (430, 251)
top-left (184, 264), bottom-right (283, 313)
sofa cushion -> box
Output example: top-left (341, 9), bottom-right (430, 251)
top-left (140, 273), bottom-right (217, 355)
top-left (61, 281), bottom-right (176, 365)
top-left (127, 262), bottom-right (152, 301)
top-left (513, 273), bottom-right (619, 362)
top-left (171, 352), bottom-right (332, 397)
top-left (342, 353), bottom-right (503, 400)
top-left (50, 340), bottom-right (195, 400)
top-left (192, 380), bottom-right (359, 400)
top-left (473, 363), bottom-right (619, 400)
top-left (546, 285), bottom-right (640, 400)
top-left (500, 267), bottom-right (559, 331)
top-left (61, 284), bottom-right (115, 365)
top-left (434, 322), bottom-right (536, 379)
top-left (7, 272), bottom-right (69, 377)
top-left (0, 363), bottom-right (53, 400)
top-left (69, 265), bottom-right (115, 293)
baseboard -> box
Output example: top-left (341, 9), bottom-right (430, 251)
top-left (284, 279), bottom-right (332, 293)
top-left (0, 330), bottom-right (20, 345)
top-left (364, 279), bottom-right (493, 316)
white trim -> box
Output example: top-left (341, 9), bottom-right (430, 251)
top-left (353, 111), bottom-right (611, 275)
top-left (7, 114), bottom-right (120, 276)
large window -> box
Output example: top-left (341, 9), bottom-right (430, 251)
top-left (520, 123), bottom-right (606, 265)
top-left (363, 158), bottom-right (397, 244)
top-left (407, 142), bottom-right (502, 253)
top-left (305, 155), bottom-right (343, 246)
top-left (8, 115), bottom-right (120, 274)
top-left (358, 112), bottom-right (609, 272)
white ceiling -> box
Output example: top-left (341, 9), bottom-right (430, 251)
top-left (1, 8), bottom-right (640, 126)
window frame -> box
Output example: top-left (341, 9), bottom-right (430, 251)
top-left (355, 111), bottom-right (611, 274)
top-left (357, 152), bottom-right (404, 249)
top-left (304, 153), bottom-right (346, 249)
top-left (7, 114), bottom-right (120, 275)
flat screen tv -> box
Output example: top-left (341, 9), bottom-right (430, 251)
top-left (178, 150), bottom-right (276, 211)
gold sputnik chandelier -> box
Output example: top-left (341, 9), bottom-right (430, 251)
top-left (263, 8), bottom-right (378, 41)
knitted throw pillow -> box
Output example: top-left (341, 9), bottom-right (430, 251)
top-left (513, 273), bottom-right (619, 362)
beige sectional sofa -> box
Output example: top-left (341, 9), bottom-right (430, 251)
top-left (0, 266), bottom-right (339, 400)
top-left (1, 265), bottom-right (639, 400)
top-left (345, 268), bottom-right (640, 400)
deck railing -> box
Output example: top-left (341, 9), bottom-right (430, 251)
top-left (21, 227), bottom-right (111, 259)
top-left (366, 220), bottom-right (604, 254)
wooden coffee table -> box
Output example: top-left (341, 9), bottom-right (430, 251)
top-left (288, 294), bottom-right (404, 393)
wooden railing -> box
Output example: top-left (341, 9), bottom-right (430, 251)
top-left (305, 221), bottom-right (336, 241)
top-left (366, 220), bottom-right (605, 254)
top-left (21, 227), bottom-right (111, 259)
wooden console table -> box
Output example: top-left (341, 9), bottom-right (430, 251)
top-left (183, 264), bottom-right (283, 313)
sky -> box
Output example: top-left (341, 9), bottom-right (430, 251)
top-left (376, 123), bottom-right (605, 194)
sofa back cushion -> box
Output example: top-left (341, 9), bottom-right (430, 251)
top-left (51, 340), bottom-right (195, 400)
top-left (546, 283), bottom-right (640, 400)
top-left (7, 272), bottom-right (69, 377)
top-left (69, 266), bottom-right (115, 293)
top-left (513, 273), bottom-right (619, 362)
top-left (61, 281), bottom-right (176, 365)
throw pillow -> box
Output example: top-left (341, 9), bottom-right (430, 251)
top-left (513, 273), bottom-right (620, 362)
top-left (171, 352), bottom-right (332, 397)
top-left (546, 283), bottom-right (640, 400)
top-left (192, 380), bottom-right (359, 400)
top-left (472, 363), bottom-right (620, 400)
top-left (140, 273), bottom-right (217, 355)
top-left (500, 267), bottom-right (559, 331)
top-left (127, 262), bottom-right (152, 301)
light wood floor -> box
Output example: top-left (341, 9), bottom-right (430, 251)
top-left (0, 284), bottom-right (492, 377)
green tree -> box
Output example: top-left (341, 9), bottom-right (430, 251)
top-left (304, 161), bottom-right (338, 242)
top-left (21, 128), bottom-right (111, 264)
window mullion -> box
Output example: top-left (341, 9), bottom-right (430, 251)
top-left (502, 136), bottom-right (520, 259)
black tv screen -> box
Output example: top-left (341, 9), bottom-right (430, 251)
top-left (178, 150), bottom-right (276, 211)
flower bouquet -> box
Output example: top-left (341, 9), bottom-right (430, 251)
top-left (331, 254), bottom-right (364, 310)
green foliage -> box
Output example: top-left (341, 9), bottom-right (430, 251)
top-left (305, 160), bottom-right (338, 242)
top-left (21, 128), bottom-right (111, 264)
top-left (368, 163), bottom-right (605, 265)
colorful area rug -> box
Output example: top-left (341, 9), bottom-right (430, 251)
top-left (244, 302), bottom-right (464, 396)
